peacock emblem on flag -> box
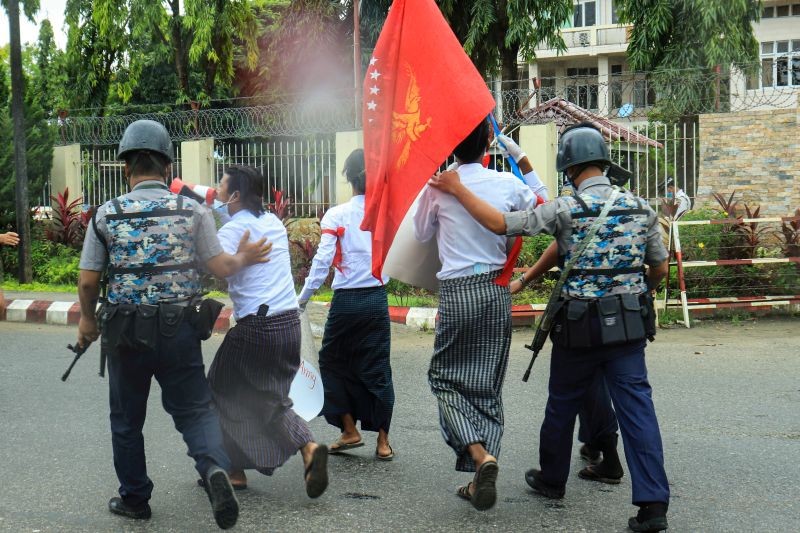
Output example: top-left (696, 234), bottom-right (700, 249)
top-left (392, 63), bottom-right (432, 168)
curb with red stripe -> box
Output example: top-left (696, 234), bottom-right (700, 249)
top-left (1, 299), bottom-right (546, 332)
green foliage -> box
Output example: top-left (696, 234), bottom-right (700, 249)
top-left (1, 235), bottom-right (81, 285)
top-left (617, 0), bottom-right (761, 121)
top-left (0, 28), bottom-right (57, 228)
top-left (437, 0), bottom-right (572, 80)
top-left (517, 234), bottom-right (554, 267)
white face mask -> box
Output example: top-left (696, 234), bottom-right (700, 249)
top-left (213, 192), bottom-right (238, 224)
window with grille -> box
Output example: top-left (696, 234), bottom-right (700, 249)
top-left (755, 40), bottom-right (800, 89)
top-left (573, 0), bottom-right (597, 27)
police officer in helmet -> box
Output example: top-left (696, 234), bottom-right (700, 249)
top-left (428, 122), bottom-right (671, 532)
top-left (76, 119), bottom-right (271, 529)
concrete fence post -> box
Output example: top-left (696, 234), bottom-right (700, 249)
top-left (180, 138), bottom-right (215, 187)
top-left (50, 144), bottom-right (81, 200)
top-left (335, 130), bottom-right (363, 205)
top-left (518, 123), bottom-right (559, 197)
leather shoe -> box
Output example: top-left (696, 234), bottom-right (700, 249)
top-left (108, 497), bottom-right (151, 520)
top-left (628, 502), bottom-right (669, 532)
top-left (525, 469), bottom-right (565, 499)
top-left (204, 466), bottom-right (239, 530)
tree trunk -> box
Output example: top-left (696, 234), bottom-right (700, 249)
top-left (8, 0), bottom-right (32, 283)
top-left (169, 2), bottom-right (190, 97)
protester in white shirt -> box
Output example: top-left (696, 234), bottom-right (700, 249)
top-left (298, 149), bottom-right (395, 461)
top-left (206, 165), bottom-right (328, 498)
top-left (413, 118), bottom-right (534, 512)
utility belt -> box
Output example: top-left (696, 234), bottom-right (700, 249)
top-left (550, 292), bottom-right (656, 350)
top-left (98, 297), bottom-right (224, 354)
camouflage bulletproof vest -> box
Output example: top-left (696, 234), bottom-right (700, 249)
top-left (104, 192), bottom-right (200, 304)
top-left (560, 191), bottom-right (649, 299)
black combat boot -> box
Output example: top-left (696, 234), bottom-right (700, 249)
top-left (204, 465), bottom-right (240, 530)
top-left (108, 497), bottom-right (152, 519)
top-left (578, 433), bottom-right (624, 484)
top-left (525, 469), bottom-right (565, 499)
top-left (579, 443), bottom-right (601, 464)
top-left (628, 502), bottom-right (668, 532)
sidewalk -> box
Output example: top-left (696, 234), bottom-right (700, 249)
top-left (1, 290), bottom-right (544, 331)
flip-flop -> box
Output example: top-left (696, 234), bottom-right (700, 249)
top-left (328, 438), bottom-right (365, 454)
top-left (375, 445), bottom-right (394, 461)
top-left (304, 445), bottom-right (329, 498)
top-left (470, 460), bottom-right (499, 511)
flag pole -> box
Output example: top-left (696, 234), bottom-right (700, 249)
top-left (353, 1), bottom-right (362, 128)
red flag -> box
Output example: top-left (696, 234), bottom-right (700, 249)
top-left (360, 0), bottom-right (496, 279)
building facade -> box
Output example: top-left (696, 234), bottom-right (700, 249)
top-left (527, 0), bottom-right (800, 119)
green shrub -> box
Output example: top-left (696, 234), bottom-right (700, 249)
top-left (517, 234), bottom-right (555, 267)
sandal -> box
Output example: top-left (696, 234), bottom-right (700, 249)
top-left (470, 460), bottom-right (499, 511)
top-left (304, 445), bottom-right (329, 498)
top-left (329, 438), bottom-right (364, 454)
top-left (376, 445), bottom-right (394, 461)
top-left (456, 482), bottom-right (473, 501)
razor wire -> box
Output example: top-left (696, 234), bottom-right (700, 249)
top-left (56, 70), bottom-right (799, 146)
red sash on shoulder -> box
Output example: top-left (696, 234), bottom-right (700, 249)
top-left (493, 194), bottom-right (545, 287)
top-left (321, 227), bottom-right (346, 273)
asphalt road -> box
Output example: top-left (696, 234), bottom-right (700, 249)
top-left (1, 309), bottom-right (798, 532)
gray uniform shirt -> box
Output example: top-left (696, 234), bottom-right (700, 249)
top-left (79, 180), bottom-right (224, 272)
top-left (503, 176), bottom-right (668, 267)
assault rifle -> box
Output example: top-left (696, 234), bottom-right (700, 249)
top-left (62, 342), bottom-right (90, 381)
top-left (522, 288), bottom-right (562, 382)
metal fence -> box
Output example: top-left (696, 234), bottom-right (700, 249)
top-left (79, 145), bottom-right (184, 207)
top-left (73, 138), bottom-right (337, 216)
top-left (212, 137), bottom-right (337, 217)
top-left (608, 121), bottom-right (698, 208)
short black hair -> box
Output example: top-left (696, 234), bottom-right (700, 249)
top-left (343, 149), bottom-right (366, 194)
top-left (223, 165), bottom-right (265, 217)
top-left (454, 118), bottom-right (490, 163)
top-left (125, 150), bottom-right (170, 179)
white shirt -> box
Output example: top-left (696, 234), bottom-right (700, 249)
top-left (298, 195), bottom-right (388, 303)
top-left (414, 163), bottom-right (536, 280)
top-left (217, 210), bottom-right (297, 319)
top-left (675, 188), bottom-right (691, 219)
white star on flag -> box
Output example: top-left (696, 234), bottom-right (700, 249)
top-left (370, 70), bottom-right (381, 80)
top-left (369, 86), bottom-right (380, 95)
top-left (367, 100), bottom-right (377, 111)
top-left (369, 57), bottom-right (378, 66)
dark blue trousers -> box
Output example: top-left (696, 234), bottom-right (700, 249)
top-left (539, 340), bottom-right (670, 505)
top-left (107, 321), bottom-right (230, 506)
top-left (577, 369), bottom-right (618, 447)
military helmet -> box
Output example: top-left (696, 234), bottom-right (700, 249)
top-left (556, 126), bottom-right (611, 172)
top-left (117, 119), bottom-right (174, 163)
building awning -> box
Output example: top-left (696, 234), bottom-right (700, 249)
top-left (520, 98), bottom-right (663, 149)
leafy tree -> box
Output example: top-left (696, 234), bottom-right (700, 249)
top-left (616, 0), bottom-right (761, 196)
top-left (88, 0), bottom-right (263, 105)
top-left (235, 0), bottom-right (352, 99)
top-left (618, 0), bottom-right (761, 120)
top-left (437, 0), bottom-right (572, 83)
top-left (64, 0), bottom-right (123, 114)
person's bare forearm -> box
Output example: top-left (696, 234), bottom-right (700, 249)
top-left (78, 271), bottom-right (101, 318)
top-left (647, 260), bottom-right (669, 288)
top-left (451, 183), bottom-right (507, 234)
top-left (517, 156), bottom-right (533, 175)
top-left (521, 241), bottom-right (558, 285)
